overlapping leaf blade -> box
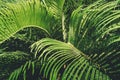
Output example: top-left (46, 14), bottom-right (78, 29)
top-left (0, 0), bottom-right (62, 43)
top-left (31, 38), bottom-right (111, 80)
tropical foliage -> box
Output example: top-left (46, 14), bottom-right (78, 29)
top-left (0, 0), bottom-right (120, 80)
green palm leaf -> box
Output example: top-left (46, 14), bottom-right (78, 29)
top-left (68, 0), bottom-right (120, 79)
top-left (69, 0), bottom-right (120, 53)
top-left (0, 0), bottom-right (63, 43)
top-left (0, 0), bottom-right (120, 80)
top-left (30, 38), bottom-right (112, 80)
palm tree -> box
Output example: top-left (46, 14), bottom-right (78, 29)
top-left (0, 0), bottom-right (120, 80)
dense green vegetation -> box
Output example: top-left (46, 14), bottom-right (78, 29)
top-left (0, 0), bottom-right (120, 80)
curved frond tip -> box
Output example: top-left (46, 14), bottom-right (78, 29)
top-left (69, 0), bottom-right (120, 55)
top-left (30, 38), bottom-right (111, 80)
top-left (0, 0), bottom-right (59, 43)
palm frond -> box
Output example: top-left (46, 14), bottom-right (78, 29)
top-left (69, 0), bottom-right (120, 54)
top-left (0, 0), bottom-right (60, 44)
top-left (68, 0), bottom-right (120, 79)
top-left (1, 0), bottom-right (120, 80)
top-left (30, 38), bottom-right (111, 80)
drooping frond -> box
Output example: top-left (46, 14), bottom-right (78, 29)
top-left (69, 0), bottom-right (120, 79)
top-left (0, 0), bottom-right (64, 44)
top-left (30, 38), bottom-right (111, 80)
top-left (69, 0), bottom-right (120, 53)
top-left (1, 0), bottom-right (120, 80)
